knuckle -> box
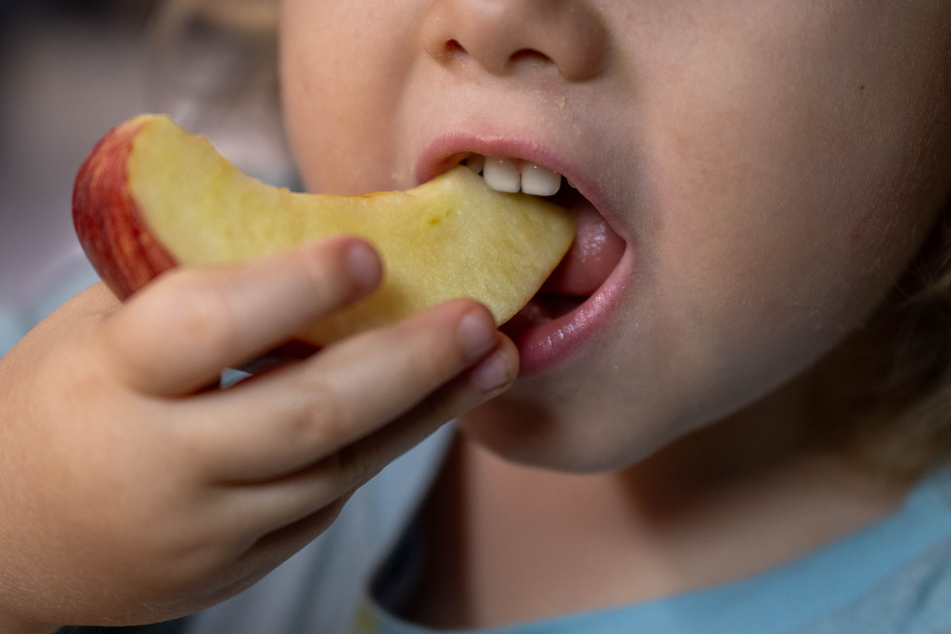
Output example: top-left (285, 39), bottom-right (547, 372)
top-left (412, 322), bottom-right (463, 373)
top-left (170, 276), bottom-right (241, 357)
top-left (97, 270), bottom-right (239, 380)
top-left (333, 442), bottom-right (372, 487)
top-left (286, 377), bottom-right (349, 449)
top-left (149, 533), bottom-right (231, 595)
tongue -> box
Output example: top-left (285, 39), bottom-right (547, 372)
top-left (542, 199), bottom-right (625, 296)
top-left (500, 195), bottom-right (625, 337)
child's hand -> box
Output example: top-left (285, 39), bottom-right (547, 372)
top-left (0, 237), bottom-right (517, 631)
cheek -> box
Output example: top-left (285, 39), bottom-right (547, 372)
top-left (639, 2), bottom-right (948, 363)
top-left (280, 0), bottom-right (415, 194)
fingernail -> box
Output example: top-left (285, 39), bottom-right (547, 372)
top-left (458, 310), bottom-right (496, 361)
top-left (346, 241), bottom-right (381, 290)
top-left (471, 350), bottom-right (513, 392)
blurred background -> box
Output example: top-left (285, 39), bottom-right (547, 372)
top-left (0, 0), bottom-right (288, 339)
top-left (0, 0), bottom-right (157, 310)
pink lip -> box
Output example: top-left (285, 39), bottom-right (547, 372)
top-left (514, 250), bottom-right (632, 375)
top-left (417, 132), bottom-right (632, 375)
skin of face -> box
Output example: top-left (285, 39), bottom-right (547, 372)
top-left (280, 0), bottom-right (951, 473)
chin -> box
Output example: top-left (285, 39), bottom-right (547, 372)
top-left (455, 392), bottom-right (684, 474)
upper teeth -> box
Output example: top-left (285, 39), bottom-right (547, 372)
top-left (466, 155), bottom-right (563, 197)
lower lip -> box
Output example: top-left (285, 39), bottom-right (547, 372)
top-left (504, 250), bottom-right (632, 376)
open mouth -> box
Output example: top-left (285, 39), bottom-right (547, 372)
top-left (452, 152), bottom-right (629, 374)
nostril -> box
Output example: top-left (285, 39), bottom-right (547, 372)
top-left (420, 0), bottom-right (607, 81)
top-left (429, 38), bottom-right (466, 63)
top-left (446, 39), bottom-right (465, 56)
top-left (511, 49), bottom-right (553, 66)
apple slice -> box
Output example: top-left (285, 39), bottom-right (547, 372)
top-left (73, 114), bottom-right (575, 346)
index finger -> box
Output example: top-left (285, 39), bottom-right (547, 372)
top-left (97, 237), bottom-right (380, 396)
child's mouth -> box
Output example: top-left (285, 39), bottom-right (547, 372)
top-left (459, 153), bottom-right (628, 374)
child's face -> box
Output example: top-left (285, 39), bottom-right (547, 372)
top-left (281, 1), bottom-right (951, 471)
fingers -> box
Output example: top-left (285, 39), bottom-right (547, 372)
top-left (265, 336), bottom-right (515, 533)
top-left (227, 496), bottom-right (351, 592)
top-left (97, 237), bottom-right (381, 396)
top-left (181, 299), bottom-right (515, 483)
top-left (216, 336), bottom-right (517, 541)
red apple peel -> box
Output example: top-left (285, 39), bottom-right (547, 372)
top-left (73, 116), bottom-right (178, 301)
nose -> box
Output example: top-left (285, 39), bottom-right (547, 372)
top-left (420, 0), bottom-right (608, 82)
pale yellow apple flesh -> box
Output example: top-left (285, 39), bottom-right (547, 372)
top-left (122, 115), bottom-right (576, 345)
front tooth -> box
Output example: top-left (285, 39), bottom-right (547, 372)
top-left (521, 163), bottom-right (562, 196)
top-left (482, 157), bottom-right (521, 193)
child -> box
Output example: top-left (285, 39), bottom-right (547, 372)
top-left (3, 0), bottom-right (951, 632)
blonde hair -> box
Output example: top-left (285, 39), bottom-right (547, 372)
top-left (821, 207), bottom-right (951, 483)
top-left (150, 0), bottom-right (951, 483)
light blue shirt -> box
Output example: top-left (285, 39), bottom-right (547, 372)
top-left (361, 466), bottom-right (951, 634)
top-left (182, 432), bottom-right (951, 634)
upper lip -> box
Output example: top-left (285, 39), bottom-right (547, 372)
top-left (415, 130), bottom-right (626, 240)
